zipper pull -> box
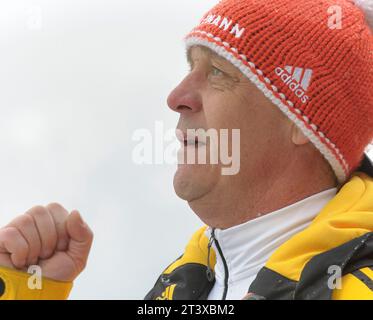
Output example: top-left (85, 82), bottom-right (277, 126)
top-left (206, 228), bottom-right (216, 282)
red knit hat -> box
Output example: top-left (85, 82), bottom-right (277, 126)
top-left (185, 0), bottom-right (373, 182)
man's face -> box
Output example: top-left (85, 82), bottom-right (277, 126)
top-left (167, 46), bottom-right (294, 225)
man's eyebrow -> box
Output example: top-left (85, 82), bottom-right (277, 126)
top-left (185, 47), bottom-right (238, 75)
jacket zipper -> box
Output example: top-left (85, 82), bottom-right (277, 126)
top-left (206, 228), bottom-right (229, 300)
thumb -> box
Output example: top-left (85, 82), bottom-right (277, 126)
top-left (66, 210), bottom-right (93, 271)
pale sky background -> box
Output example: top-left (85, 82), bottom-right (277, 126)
top-left (0, 0), bottom-right (372, 300)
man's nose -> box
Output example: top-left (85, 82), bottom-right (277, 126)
top-left (167, 74), bottom-right (203, 114)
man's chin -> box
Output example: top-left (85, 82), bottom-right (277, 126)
top-left (173, 164), bottom-right (213, 202)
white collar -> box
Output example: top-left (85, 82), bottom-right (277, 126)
top-left (205, 188), bottom-right (337, 287)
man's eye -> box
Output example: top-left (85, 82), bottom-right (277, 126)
top-left (210, 66), bottom-right (224, 77)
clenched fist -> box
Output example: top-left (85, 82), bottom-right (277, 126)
top-left (0, 203), bottom-right (93, 282)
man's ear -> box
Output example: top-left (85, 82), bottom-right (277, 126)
top-left (291, 124), bottom-right (310, 145)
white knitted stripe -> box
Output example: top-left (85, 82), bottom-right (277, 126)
top-left (185, 34), bottom-right (348, 182)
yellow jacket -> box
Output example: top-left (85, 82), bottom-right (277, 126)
top-left (1, 172), bottom-right (373, 299)
top-left (145, 172), bottom-right (373, 300)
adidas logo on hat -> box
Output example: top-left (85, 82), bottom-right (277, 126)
top-left (274, 66), bottom-right (313, 104)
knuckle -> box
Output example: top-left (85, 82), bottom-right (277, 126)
top-left (40, 241), bottom-right (55, 257)
top-left (1, 227), bottom-right (18, 240)
top-left (17, 214), bottom-right (34, 229)
top-left (26, 205), bottom-right (48, 219)
top-left (46, 202), bottom-right (67, 214)
top-left (5, 227), bottom-right (28, 252)
top-left (41, 249), bottom-right (53, 259)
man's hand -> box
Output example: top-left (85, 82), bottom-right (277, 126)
top-left (0, 203), bottom-right (93, 282)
